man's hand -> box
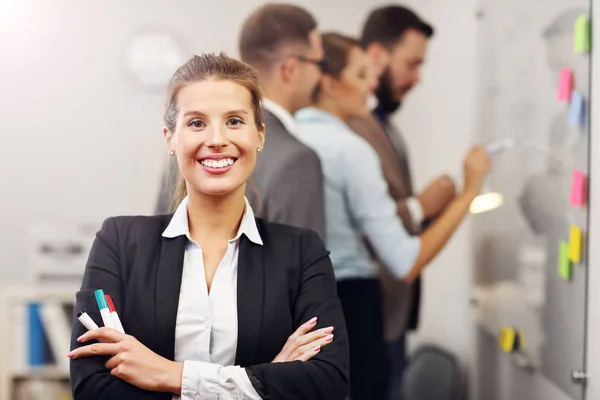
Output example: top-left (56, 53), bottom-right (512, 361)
top-left (417, 175), bottom-right (456, 219)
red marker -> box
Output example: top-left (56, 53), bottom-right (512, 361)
top-left (105, 294), bottom-right (125, 334)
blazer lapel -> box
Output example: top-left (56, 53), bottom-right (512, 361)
top-left (155, 234), bottom-right (187, 360)
top-left (235, 235), bottom-right (265, 366)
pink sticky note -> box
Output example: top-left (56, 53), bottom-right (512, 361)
top-left (570, 170), bottom-right (587, 206)
top-left (558, 68), bottom-right (574, 102)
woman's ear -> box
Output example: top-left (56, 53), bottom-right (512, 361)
top-left (164, 127), bottom-right (175, 154)
top-left (258, 123), bottom-right (266, 150)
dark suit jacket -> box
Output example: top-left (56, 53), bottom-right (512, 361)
top-left (347, 113), bottom-right (422, 340)
top-left (246, 110), bottom-right (326, 241)
top-left (70, 215), bottom-right (349, 400)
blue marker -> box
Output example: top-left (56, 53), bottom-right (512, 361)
top-left (95, 289), bottom-right (116, 330)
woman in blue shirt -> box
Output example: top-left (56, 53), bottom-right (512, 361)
top-left (296, 33), bottom-right (491, 400)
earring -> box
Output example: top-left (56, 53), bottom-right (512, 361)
top-left (257, 147), bottom-right (261, 153)
top-left (169, 150), bottom-right (175, 156)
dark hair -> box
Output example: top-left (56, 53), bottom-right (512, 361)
top-left (361, 5), bottom-right (434, 49)
top-left (164, 53), bottom-right (263, 208)
top-left (239, 3), bottom-right (317, 73)
top-left (312, 33), bottom-right (360, 101)
top-left (320, 33), bottom-right (361, 78)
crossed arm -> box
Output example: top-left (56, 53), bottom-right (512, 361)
top-left (69, 221), bottom-right (348, 400)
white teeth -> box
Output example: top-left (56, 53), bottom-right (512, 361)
top-left (201, 158), bottom-right (235, 168)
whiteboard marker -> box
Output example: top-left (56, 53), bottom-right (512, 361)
top-left (485, 139), bottom-right (515, 155)
top-left (94, 289), bottom-right (116, 330)
top-left (77, 311), bottom-right (99, 331)
top-left (105, 294), bottom-right (125, 334)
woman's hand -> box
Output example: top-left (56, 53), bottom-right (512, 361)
top-left (272, 317), bottom-right (335, 363)
top-left (68, 328), bottom-right (183, 394)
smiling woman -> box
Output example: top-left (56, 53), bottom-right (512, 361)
top-left (68, 53), bottom-right (349, 400)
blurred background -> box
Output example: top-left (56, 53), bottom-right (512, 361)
top-left (1, 0), bottom-right (599, 399)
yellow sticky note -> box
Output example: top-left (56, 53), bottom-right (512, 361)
top-left (498, 327), bottom-right (524, 353)
top-left (575, 14), bottom-right (591, 53)
top-left (498, 327), bottom-right (516, 353)
top-left (558, 241), bottom-right (571, 280)
top-left (569, 225), bottom-right (583, 263)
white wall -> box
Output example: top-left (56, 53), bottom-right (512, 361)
top-left (0, 0), bottom-right (480, 390)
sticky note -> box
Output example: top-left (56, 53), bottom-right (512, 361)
top-left (557, 68), bottom-right (574, 102)
top-left (498, 327), bottom-right (517, 353)
top-left (568, 90), bottom-right (586, 128)
top-left (570, 170), bottom-right (587, 206)
top-left (574, 14), bottom-right (591, 53)
top-left (569, 225), bottom-right (583, 263)
top-left (558, 241), bottom-right (571, 280)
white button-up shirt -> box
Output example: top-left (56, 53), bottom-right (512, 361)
top-left (163, 196), bottom-right (263, 400)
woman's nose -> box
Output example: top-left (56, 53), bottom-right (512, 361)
top-left (207, 126), bottom-right (227, 147)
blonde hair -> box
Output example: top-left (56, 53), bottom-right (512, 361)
top-left (164, 53), bottom-right (264, 210)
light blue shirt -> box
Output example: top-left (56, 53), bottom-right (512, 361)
top-left (296, 107), bottom-right (420, 281)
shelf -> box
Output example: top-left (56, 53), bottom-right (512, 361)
top-left (11, 366), bottom-right (70, 380)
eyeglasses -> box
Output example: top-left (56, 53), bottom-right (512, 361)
top-left (292, 55), bottom-right (328, 72)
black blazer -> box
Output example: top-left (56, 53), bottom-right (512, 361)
top-left (70, 215), bottom-right (349, 400)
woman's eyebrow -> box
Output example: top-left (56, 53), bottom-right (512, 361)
top-left (225, 109), bottom-right (250, 115)
top-left (182, 110), bottom-right (207, 119)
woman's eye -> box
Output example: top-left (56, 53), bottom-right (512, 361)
top-left (227, 117), bottom-right (245, 127)
top-left (188, 119), bottom-right (206, 129)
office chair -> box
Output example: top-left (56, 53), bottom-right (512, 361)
top-left (400, 344), bottom-right (468, 400)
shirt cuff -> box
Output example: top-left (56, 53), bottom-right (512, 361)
top-left (405, 196), bottom-right (425, 229)
top-left (180, 361), bottom-right (262, 400)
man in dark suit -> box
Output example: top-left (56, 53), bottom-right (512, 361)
top-left (237, 4), bottom-right (326, 240)
top-left (348, 6), bottom-right (457, 399)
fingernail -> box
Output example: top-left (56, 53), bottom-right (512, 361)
top-left (77, 335), bottom-right (84, 342)
top-left (323, 326), bottom-right (334, 334)
top-left (313, 345), bottom-right (321, 352)
top-left (325, 334), bottom-right (334, 342)
top-left (67, 351), bottom-right (75, 358)
top-left (308, 317), bottom-right (317, 324)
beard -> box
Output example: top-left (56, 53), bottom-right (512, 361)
top-left (374, 69), bottom-right (402, 115)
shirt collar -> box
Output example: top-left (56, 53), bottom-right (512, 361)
top-left (296, 107), bottom-right (348, 129)
top-left (162, 196), bottom-right (263, 245)
top-left (263, 98), bottom-right (299, 136)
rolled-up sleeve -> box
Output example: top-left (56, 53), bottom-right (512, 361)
top-left (342, 139), bottom-right (420, 279)
top-left (179, 361), bottom-right (261, 400)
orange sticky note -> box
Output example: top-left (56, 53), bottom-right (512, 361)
top-left (558, 68), bottom-right (574, 102)
top-left (570, 170), bottom-right (587, 206)
top-left (558, 241), bottom-right (571, 280)
top-left (569, 225), bottom-right (583, 263)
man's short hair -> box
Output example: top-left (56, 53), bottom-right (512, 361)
top-left (361, 5), bottom-right (434, 49)
top-left (239, 3), bottom-right (317, 73)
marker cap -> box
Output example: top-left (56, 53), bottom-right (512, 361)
top-left (105, 294), bottom-right (116, 313)
top-left (95, 289), bottom-right (108, 309)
